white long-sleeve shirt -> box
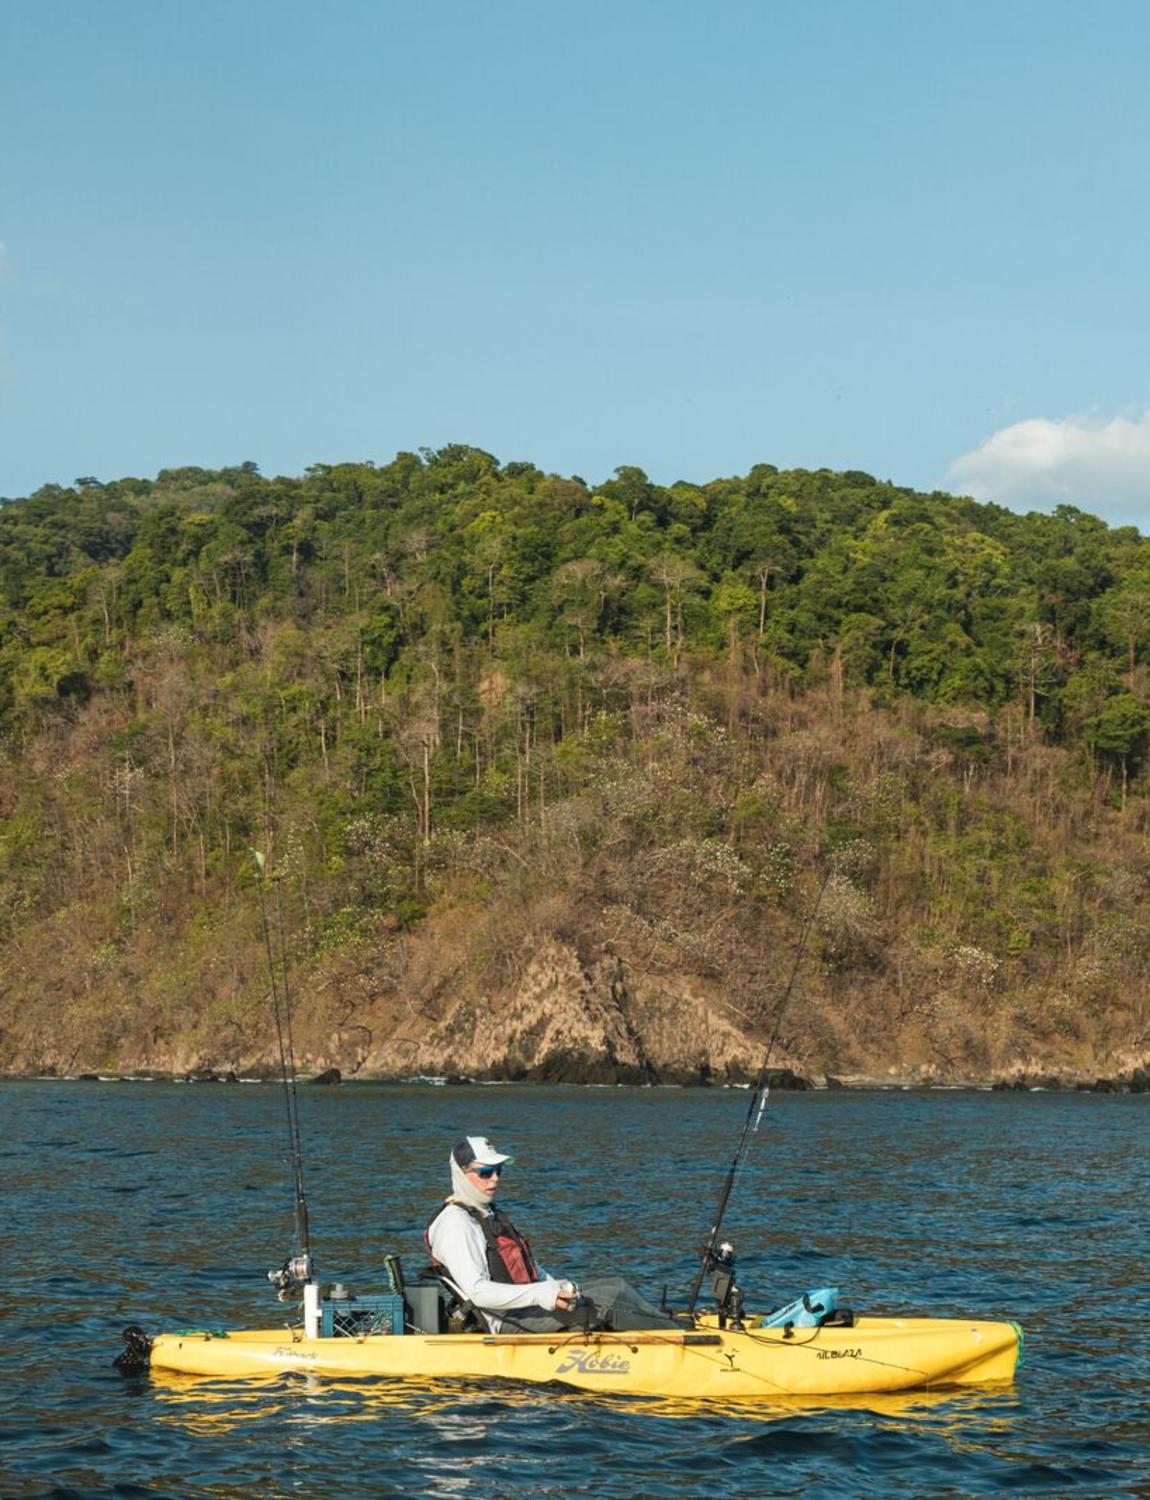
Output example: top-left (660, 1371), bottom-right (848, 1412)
top-left (427, 1202), bottom-right (564, 1332)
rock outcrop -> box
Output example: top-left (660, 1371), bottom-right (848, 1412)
top-left (357, 937), bottom-right (780, 1084)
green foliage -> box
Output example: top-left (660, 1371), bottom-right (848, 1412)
top-left (3, 450), bottom-right (1150, 1071)
top-left (0, 452), bottom-right (1147, 817)
top-left (1084, 692), bottom-right (1150, 764)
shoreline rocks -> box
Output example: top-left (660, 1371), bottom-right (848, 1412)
top-left (2, 1060), bottom-right (1147, 1091)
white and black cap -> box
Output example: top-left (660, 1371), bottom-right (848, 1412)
top-left (452, 1135), bottom-right (514, 1170)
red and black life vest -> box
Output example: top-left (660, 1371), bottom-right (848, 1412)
top-left (426, 1200), bottom-right (540, 1285)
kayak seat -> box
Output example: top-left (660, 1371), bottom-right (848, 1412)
top-left (413, 1267), bottom-right (487, 1333)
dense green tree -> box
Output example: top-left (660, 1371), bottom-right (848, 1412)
top-left (1084, 692), bottom-right (1150, 808)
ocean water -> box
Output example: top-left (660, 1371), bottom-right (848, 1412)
top-left (1, 1080), bottom-right (1146, 1498)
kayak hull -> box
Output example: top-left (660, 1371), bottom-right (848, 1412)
top-left (148, 1315), bottom-right (1021, 1399)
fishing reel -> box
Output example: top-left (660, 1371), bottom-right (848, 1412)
top-left (706, 1240), bottom-right (746, 1329)
top-left (268, 1252), bottom-right (312, 1301)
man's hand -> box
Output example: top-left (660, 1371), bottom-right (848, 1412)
top-left (555, 1282), bottom-right (579, 1311)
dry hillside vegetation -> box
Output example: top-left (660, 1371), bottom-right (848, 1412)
top-left (1, 452), bottom-right (1149, 1080)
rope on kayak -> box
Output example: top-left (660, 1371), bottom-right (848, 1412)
top-left (485, 1315), bottom-right (923, 1395)
top-left (685, 866), bottom-right (832, 1320)
top-left (532, 1327), bottom-right (801, 1395)
top-left (663, 1322), bottom-right (931, 1389)
top-left (740, 1325), bottom-right (930, 1380)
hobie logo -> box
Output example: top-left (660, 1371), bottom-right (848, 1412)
top-left (555, 1349), bottom-right (632, 1376)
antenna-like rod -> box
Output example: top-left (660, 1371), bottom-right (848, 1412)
top-left (685, 867), bottom-right (831, 1319)
top-left (253, 850), bottom-right (311, 1271)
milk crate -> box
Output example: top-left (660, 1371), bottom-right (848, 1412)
top-left (320, 1294), bottom-right (406, 1338)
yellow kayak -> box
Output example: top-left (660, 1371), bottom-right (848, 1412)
top-left (145, 1313), bottom-right (1021, 1399)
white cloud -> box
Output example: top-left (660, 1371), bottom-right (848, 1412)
top-left (946, 410), bottom-right (1150, 526)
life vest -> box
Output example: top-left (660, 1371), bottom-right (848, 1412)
top-left (426, 1200), bottom-right (540, 1285)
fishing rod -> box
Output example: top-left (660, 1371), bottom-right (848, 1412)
top-left (253, 850), bottom-right (317, 1328)
top-left (685, 865), bottom-right (832, 1321)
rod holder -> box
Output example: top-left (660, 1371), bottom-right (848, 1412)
top-left (303, 1281), bottom-right (321, 1340)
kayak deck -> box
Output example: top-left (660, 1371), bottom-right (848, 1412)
top-left (148, 1314), bottom-right (1021, 1399)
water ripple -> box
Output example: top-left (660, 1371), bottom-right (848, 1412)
top-left (1, 1082), bottom-right (1147, 1497)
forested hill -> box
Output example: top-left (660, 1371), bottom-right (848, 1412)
top-left (1, 449), bottom-right (1148, 1083)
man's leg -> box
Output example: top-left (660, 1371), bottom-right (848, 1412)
top-left (491, 1278), bottom-right (679, 1334)
top-left (573, 1276), bottom-right (680, 1330)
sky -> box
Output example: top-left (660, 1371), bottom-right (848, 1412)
top-left (2, 0), bottom-right (1150, 527)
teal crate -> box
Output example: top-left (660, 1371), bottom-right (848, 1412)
top-left (321, 1294), bottom-right (405, 1338)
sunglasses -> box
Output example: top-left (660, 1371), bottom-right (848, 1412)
top-left (470, 1164), bottom-right (503, 1179)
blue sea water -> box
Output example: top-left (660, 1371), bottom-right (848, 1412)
top-left (1, 1081), bottom-right (1146, 1498)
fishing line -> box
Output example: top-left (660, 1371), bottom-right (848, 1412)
top-left (253, 849), bottom-right (311, 1269)
top-left (685, 865), bottom-right (833, 1319)
top-left (276, 873), bottom-right (311, 1262)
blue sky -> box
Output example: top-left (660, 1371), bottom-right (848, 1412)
top-left (3, 0), bottom-right (1150, 524)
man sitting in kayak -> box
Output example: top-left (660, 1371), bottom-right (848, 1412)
top-left (426, 1134), bottom-right (678, 1334)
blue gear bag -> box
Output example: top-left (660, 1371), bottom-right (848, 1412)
top-left (759, 1287), bottom-right (839, 1328)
